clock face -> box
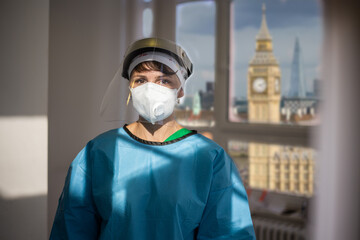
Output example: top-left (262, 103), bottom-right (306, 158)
top-left (252, 78), bottom-right (267, 93)
top-left (275, 78), bottom-right (280, 93)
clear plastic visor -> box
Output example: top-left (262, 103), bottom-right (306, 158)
top-left (100, 49), bottom-right (187, 130)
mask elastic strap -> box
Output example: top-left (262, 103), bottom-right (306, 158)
top-left (126, 80), bottom-right (135, 106)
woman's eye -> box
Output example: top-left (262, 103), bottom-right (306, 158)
top-left (159, 79), bottom-right (170, 85)
top-left (135, 79), bottom-right (145, 84)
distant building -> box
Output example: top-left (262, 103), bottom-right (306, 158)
top-left (244, 4), bottom-right (314, 197)
top-left (281, 38), bottom-right (319, 123)
top-left (233, 99), bottom-right (248, 114)
top-left (175, 82), bottom-right (215, 127)
top-left (288, 37), bottom-right (307, 98)
top-left (177, 95), bottom-right (193, 110)
top-left (248, 144), bottom-right (315, 196)
top-left (228, 141), bottom-right (249, 186)
top-left (281, 97), bottom-right (318, 115)
top-left (206, 81), bottom-right (214, 93)
top-left (199, 81), bottom-right (214, 110)
top-left (313, 78), bottom-right (321, 97)
top-left (192, 91), bottom-right (201, 116)
top-left (247, 3), bottom-right (281, 123)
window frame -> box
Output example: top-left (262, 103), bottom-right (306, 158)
top-left (176, 0), bottom-right (314, 151)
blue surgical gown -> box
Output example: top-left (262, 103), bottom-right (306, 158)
top-left (50, 125), bottom-right (256, 240)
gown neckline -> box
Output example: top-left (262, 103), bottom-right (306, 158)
top-left (123, 124), bottom-right (197, 146)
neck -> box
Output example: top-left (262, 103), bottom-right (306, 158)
top-left (127, 115), bottom-right (183, 142)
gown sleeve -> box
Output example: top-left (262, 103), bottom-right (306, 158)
top-left (50, 142), bottom-right (100, 240)
top-left (197, 148), bottom-right (256, 240)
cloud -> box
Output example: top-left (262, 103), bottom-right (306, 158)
top-left (176, 0), bottom-right (322, 34)
top-left (233, 0), bottom-right (321, 30)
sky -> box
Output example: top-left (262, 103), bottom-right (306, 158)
top-left (176, 0), bottom-right (323, 99)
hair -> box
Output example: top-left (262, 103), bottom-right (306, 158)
top-left (130, 61), bottom-right (177, 77)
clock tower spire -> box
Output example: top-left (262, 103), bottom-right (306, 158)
top-left (247, 3), bottom-right (281, 123)
top-left (257, 3), bottom-right (272, 42)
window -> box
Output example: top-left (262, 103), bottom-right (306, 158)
top-left (304, 173), bottom-right (309, 180)
top-left (294, 173), bottom-right (299, 180)
top-left (275, 172), bottom-right (280, 179)
top-left (175, 1), bottom-right (216, 127)
top-left (228, 140), bottom-right (316, 196)
top-left (284, 164), bottom-right (289, 170)
top-left (175, 0), bottom-right (320, 217)
top-left (229, 0), bottom-right (322, 125)
top-left (275, 164), bottom-right (280, 170)
top-left (142, 8), bottom-right (153, 37)
top-left (304, 183), bottom-right (309, 192)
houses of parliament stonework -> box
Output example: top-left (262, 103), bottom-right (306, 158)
top-left (247, 4), bottom-right (314, 196)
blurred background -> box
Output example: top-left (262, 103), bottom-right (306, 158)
top-left (0, 0), bottom-right (359, 239)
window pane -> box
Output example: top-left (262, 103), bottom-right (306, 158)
top-left (229, 0), bottom-right (322, 125)
top-left (142, 8), bottom-right (153, 37)
top-left (175, 1), bottom-right (216, 127)
top-left (228, 140), bottom-right (316, 197)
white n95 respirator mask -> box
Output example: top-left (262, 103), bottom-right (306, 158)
top-left (130, 82), bottom-right (179, 125)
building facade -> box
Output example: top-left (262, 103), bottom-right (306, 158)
top-left (247, 4), bottom-right (314, 196)
top-left (247, 4), bottom-right (281, 123)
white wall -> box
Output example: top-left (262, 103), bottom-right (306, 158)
top-left (47, 1), bottom-right (180, 236)
top-left (311, 0), bottom-right (360, 239)
top-left (47, 0), bottom-right (143, 235)
top-left (0, 0), bottom-right (49, 239)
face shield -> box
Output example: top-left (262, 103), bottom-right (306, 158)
top-left (100, 38), bottom-right (193, 127)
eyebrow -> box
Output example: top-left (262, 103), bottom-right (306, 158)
top-left (132, 74), bottom-right (174, 79)
top-left (132, 75), bottom-right (147, 78)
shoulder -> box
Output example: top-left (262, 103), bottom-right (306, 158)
top-left (87, 127), bottom-right (126, 148)
top-left (185, 131), bottom-right (220, 147)
top-left (190, 134), bottom-right (236, 169)
top-left (187, 134), bottom-right (241, 191)
top-left (92, 128), bottom-right (120, 142)
top-left (183, 132), bottom-right (229, 161)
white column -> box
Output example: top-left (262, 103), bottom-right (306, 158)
top-left (152, 0), bottom-right (176, 41)
top-left (213, 0), bottom-right (231, 149)
top-left (0, 0), bottom-right (49, 239)
top-left (311, 1), bottom-right (360, 239)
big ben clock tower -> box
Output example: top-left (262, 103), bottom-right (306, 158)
top-left (248, 4), bottom-right (282, 190)
top-left (247, 4), bottom-right (281, 123)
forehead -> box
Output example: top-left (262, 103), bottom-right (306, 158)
top-left (130, 70), bottom-right (181, 86)
top-left (131, 70), bottom-right (173, 77)
top-left (131, 70), bottom-right (179, 80)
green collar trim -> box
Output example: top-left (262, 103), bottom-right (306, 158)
top-left (164, 128), bottom-right (192, 142)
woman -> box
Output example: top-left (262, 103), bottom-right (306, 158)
top-left (50, 38), bottom-right (256, 239)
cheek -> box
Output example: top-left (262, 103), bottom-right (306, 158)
top-left (174, 81), bottom-right (182, 90)
top-left (177, 88), bottom-right (185, 98)
top-left (129, 80), bottom-right (136, 88)
top-left (171, 75), bottom-right (182, 88)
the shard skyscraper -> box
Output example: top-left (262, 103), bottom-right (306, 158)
top-left (288, 37), bottom-right (306, 97)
